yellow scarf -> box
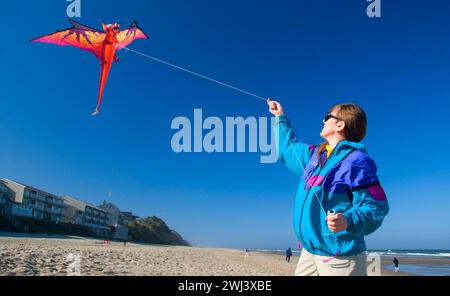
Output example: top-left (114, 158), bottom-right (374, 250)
top-left (325, 144), bottom-right (334, 159)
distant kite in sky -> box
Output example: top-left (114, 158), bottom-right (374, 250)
top-left (32, 19), bottom-right (148, 115)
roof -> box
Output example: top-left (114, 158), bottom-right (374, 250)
top-left (1, 178), bottom-right (60, 198)
top-left (62, 195), bottom-right (87, 211)
top-left (62, 195), bottom-right (107, 213)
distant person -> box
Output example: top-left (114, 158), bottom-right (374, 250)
top-left (393, 257), bottom-right (399, 273)
top-left (267, 100), bottom-right (390, 276)
top-left (245, 248), bottom-right (249, 258)
top-left (286, 248), bottom-right (293, 263)
top-left (123, 240), bottom-right (127, 247)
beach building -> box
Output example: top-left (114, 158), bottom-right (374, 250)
top-left (0, 180), bottom-right (9, 204)
top-left (112, 224), bottom-right (128, 240)
top-left (1, 179), bottom-right (64, 223)
top-left (62, 195), bottom-right (111, 238)
top-left (61, 195), bottom-right (85, 225)
top-left (99, 201), bottom-right (128, 240)
top-left (0, 180), bottom-right (11, 214)
top-left (99, 201), bottom-right (120, 226)
top-left (120, 211), bottom-right (138, 225)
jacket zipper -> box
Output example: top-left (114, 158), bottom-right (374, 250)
top-left (298, 147), bottom-right (357, 255)
top-left (298, 148), bottom-right (336, 248)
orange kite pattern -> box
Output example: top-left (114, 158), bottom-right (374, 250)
top-left (32, 19), bottom-right (148, 115)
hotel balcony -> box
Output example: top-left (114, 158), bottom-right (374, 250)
top-left (0, 184), bottom-right (8, 194)
top-left (49, 208), bottom-right (63, 215)
top-left (47, 198), bottom-right (64, 207)
top-left (25, 191), bottom-right (46, 202)
top-left (32, 204), bottom-right (46, 211)
top-left (25, 191), bottom-right (64, 207)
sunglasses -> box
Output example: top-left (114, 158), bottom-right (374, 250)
top-left (324, 112), bottom-right (343, 122)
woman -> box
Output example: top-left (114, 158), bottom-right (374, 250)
top-left (267, 99), bottom-right (389, 276)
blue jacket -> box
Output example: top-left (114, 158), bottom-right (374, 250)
top-left (275, 115), bottom-right (389, 257)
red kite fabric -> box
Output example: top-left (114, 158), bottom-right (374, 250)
top-left (32, 19), bottom-right (148, 115)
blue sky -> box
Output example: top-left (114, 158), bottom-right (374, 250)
top-left (1, 0), bottom-right (450, 250)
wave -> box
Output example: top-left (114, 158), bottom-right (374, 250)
top-left (368, 251), bottom-right (450, 258)
top-left (253, 249), bottom-right (450, 258)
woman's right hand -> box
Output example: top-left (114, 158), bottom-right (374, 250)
top-left (267, 98), bottom-right (284, 117)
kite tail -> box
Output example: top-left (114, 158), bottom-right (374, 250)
top-left (93, 62), bottom-right (112, 115)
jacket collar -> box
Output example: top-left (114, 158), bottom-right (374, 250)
top-left (319, 140), bottom-right (366, 166)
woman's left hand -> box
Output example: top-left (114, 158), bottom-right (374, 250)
top-left (326, 213), bottom-right (348, 233)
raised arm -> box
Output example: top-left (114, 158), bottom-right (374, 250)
top-left (267, 99), bottom-right (315, 177)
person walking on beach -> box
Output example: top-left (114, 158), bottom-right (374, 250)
top-left (393, 257), bottom-right (399, 272)
top-left (267, 99), bottom-right (389, 276)
top-left (286, 248), bottom-right (293, 263)
top-left (245, 248), bottom-right (250, 258)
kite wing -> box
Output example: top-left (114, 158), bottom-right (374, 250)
top-left (31, 19), bottom-right (106, 59)
top-left (116, 21), bottom-right (148, 50)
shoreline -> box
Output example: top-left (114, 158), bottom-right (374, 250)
top-left (0, 235), bottom-right (448, 276)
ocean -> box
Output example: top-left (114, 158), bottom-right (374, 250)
top-left (253, 249), bottom-right (450, 259)
top-left (368, 249), bottom-right (450, 259)
top-left (383, 264), bottom-right (450, 276)
top-left (252, 249), bottom-right (450, 276)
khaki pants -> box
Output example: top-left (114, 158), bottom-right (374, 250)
top-left (295, 249), bottom-right (367, 276)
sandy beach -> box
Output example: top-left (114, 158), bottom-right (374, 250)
top-left (0, 234), bottom-right (447, 276)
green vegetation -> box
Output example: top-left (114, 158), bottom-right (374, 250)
top-left (0, 213), bottom-right (190, 247)
top-left (127, 216), bottom-right (190, 246)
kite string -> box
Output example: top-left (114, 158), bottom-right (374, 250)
top-left (123, 47), bottom-right (339, 256)
top-left (124, 45), bottom-right (338, 256)
top-left (122, 46), bottom-right (327, 215)
top-left (122, 46), bottom-right (266, 101)
top-left (277, 122), bottom-right (328, 215)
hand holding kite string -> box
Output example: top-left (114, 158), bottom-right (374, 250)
top-left (117, 45), bottom-right (344, 262)
top-left (32, 19), bottom-right (348, 262)
top-left (32, 19), bottom-right (148, 115)
top-left (326, 213), bottom-right (348, 233)
top-left (267, 99), bottom-right (284, 117)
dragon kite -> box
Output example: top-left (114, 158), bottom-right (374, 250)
top-left (32, 19), bottom-right (148, 115)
